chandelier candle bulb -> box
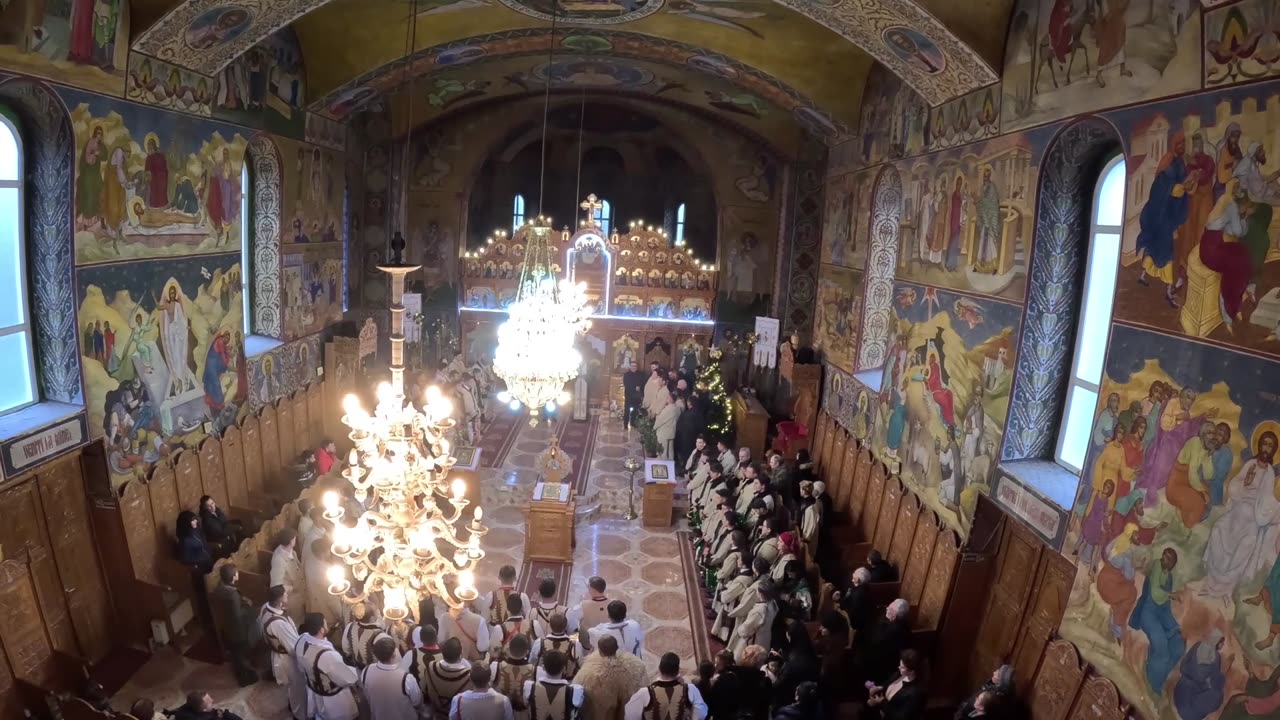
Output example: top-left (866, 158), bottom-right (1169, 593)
top-left (323, 491), bottom-right (344, 521)
top-left (326, 565), bottom-right (350, 595)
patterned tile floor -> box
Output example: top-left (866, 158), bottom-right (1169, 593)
top-left (109, 410), bottom-right (701, 714)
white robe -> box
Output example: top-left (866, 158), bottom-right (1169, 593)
top-left (271, 546), bottom-right (307, 622)
top-left (1203, 459), bottom-right (1280, 595)
top-left (654, 403), bottom-right (681, 444)
top-left (586, 619), bottom-right (644, 658)
top-left (360, 661), bottom-right (424, 720)
top-left (159, 297), bottom-right (193, 393)
top-left (260, 603), bottom-right (303, 711)
top-left (294, 633), bottom-right (360, 720)
top-left (727, 599), bottom-right (778, 658)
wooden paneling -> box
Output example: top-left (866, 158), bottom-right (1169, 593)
top-left (829, 431), bottom-right (849, 507)
top-left (147, 462), bottom-right (181, 548)
top-left (1029, 640), bottom-right (1085, 720)
top-left (222, 425), bottom-right (250, 508)
top-left (242, 415), bottom-right (266, 499)
top-left (863, 462), bottom-right (888, 543)
top-left (973, 520), bottom-right (1042, 683)
top-left (199, 437), bottom-right (229, 508)
top-left (292, 391), bottom-right (309, 457)
top-left (27, 544), bottom-right (78, 657)
top-left (888, 493), bottom-right (920, 571)
top-left (0, 482), bottom-right (77, 656)
top-left (277, 398), bottom-right (297, 480)
top-left (900, 511), bottom-right (938, 608)
top-left (0, 638), bottom-right (19, 720)
top-left (307, 382), bottom-right (325, 449)
top-left (849, 447), bottom-right (872, 530)
top-left (811, 412), bottom-right (829, 473)
top-left (873, 478), bottom-right (902, 555)
top-left (1066, 675), bottom-right (1126, 720)
top-left (0, 559), bottom-right (57, 687)
top-left (917, 530), bottom-right (959, 631)
top-left (260, 404), bottom-right (282, 491)
top-left (819, 415), bottom-right (836, 480)
top-left (175, 451), bottom-right (203, 511)
top-left (839, 440), bottom-right (858, 512)
top-left (118, 481), bottom-right (160, 586)
top-left (37, 457), bottom-right (113, 663)
top-left (1012, 550), bottom-right (1076, 693)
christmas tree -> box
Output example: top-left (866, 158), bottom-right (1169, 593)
top-left (697, 346), bottom-right (734, 442)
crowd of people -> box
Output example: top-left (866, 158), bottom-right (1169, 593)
top-left (622, 360), bottom-right (710, 462)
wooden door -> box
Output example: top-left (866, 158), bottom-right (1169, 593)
top-left (0, 482), bottom-right (77, 656)
top-left (972, 520), bottom-right (1043, 686)
top-left (37, 457), bottom-right (113, 662)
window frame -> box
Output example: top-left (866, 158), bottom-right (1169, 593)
top-left (674, 202), bottom-right (686, 246)
top-left (512, 193), bottom-right (525, 232)
top-left (1054, 153), bottom-right (1125, 474)
top-left (0, 112), bottom-right (38, 417)
top-left (241, 161), bottom-right (252, 335)
top-left (595, 198), bottom-right (612, 237)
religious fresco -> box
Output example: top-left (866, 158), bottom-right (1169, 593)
top-left (305, 111), bottom-right (346, 151)
top-left (0, 0), bottom-right (128, 94)
top-left (732, 148), bottom-right (778, 204)
top-left (925, 84), bottom-right (1001, 152)
top-left (868, 282), bottom-right (1020, 535)
top-left (823, 366), bottom-right (878, 443)
top-left (77, 253), bottom-right (246, 488)
top-left (1001, 0), bottom-right (1201, 133)
top-left (497, 0), bottom-right (662, 24)
top-left (126, 53), bottom-right (214, 117)
top-left (406, 191), bottom-right (462, 313)
top-left (1059, 324), bottom-right (1280, 720)
top-left (212, 27), bottom-right (307, 138)
top-left (277, 134), bottom-right (344, 246)
top-left (814, 265), bottom-right (862, 373)
top-left (716, 203), bottom-right (776, 324)
top-left (896, 127), bottom-right (1054, 301)
top-left (282, 248), bottom-right (343, 341)
top-left (246, 334), bottom-right (322, 411)
top-left (1107, 82), bottom-right (1280, 359)
top-left (858, 64), bottom-right (928, 166)
top-left (64, 88), bottom-right (250, 265)
top-left (821, 168), bottom-right (874, 270)
top-left (1204, 0), bottom-right (1280, 89)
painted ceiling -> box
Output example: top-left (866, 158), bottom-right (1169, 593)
top-left (124, 0), bottom-right (1017, 141)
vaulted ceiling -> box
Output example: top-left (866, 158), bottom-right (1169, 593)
top-left (127, 0), bottom-right (1016, 144)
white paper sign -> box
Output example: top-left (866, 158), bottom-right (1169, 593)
top-left (403, 293), bottom-right (423, 343)
top-left (753, 316), bottom-right (780, 369)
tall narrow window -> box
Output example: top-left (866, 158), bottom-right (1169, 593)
top-left (512, 194), bottom-right (525, 232)
top-left (0, 113), bottom-right (36, 415)
top-left (241, 162), bottom-right (251, 335)
top-left (1056, 154), bottom-right (1125, 473)
top-left (342, 187), bottom-right (350, 312)
top-left (674, 203), bottom-right (686, 246)
top-left (595, 198), bottom-right (612, 237)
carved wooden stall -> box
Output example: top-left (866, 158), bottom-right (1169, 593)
top-left (808, 408), bottom-right (1129, 719)
top-left (459, 201), bottom-right (718, 405)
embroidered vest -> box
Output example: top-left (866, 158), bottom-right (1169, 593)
top-left (496, 659), bottom-right (536, 711)
top-left (576, 598), bottom-right (610, 634)
top-left (498, 616), bottom-right (533, 657)
top-left (488, 586), bottom-right (516, 625)
top-left (539, 635), bottom-right (579, 679)
top-left (645, 680), bottom-right (691, 720)
top-left (298, 638), bottom-right (343, 697)
top-left (532, 602), bottom-right (566, 637)
top-left (261, 611), bottom-right (290, 654)
top-left (424, 660), bottom-right (471, 714)
top-left (530, 682), bottom-right (574, 720)
top-left (344, 622), bottom-right (386, 667)
top-left (406, 646), bottom-right (441, 690)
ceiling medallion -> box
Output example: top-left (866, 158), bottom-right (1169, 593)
top-left (497, 0), bottom-right (664, 25)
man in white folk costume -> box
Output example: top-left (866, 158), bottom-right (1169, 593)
top-left (450, 662), bottom-right (515, 720)
top-left (728, 581), bottom-right (779, 659)
top-left (491, 634), bottom-right (537, 719)
top-left (341, 602), bottom-right (395, 668)
top-left (293, 613), bottom-right (359, 720)
top-left (529, 613), bottom-right (581, 680)
top-left (305, 537), bottom-right (342, 623)
top-left (530, 578), bottom-right (567, 641)
top-left (441, 600), bottom-right (494, 664)
top-left (360, 636), bottom-right (424, 720)
top-left (624, 652), bottom-right (709, 720)
top-left (270, 528), bottom-right (307, 624)
top-left (642, 366), bottom-right (667, 415)
top-left (259, 586), bottom-right (306, 718)
top-left (586, 600), bottom-right (645, 658)
top-left (492, 595), bottom-right (535, 660)
top-left (654, 392), bottom-right (681, 460)
top-left (524, 649), bottom-right (585, 720)
top-left (479, 565), bottom-right (531, 628)
top-left (566, 576), bottom-right (611, 637)
top-left (424, 638), bottom-right (474, 717)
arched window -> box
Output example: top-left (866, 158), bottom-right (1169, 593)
top-left (674, 202), bottom-right (686, 246)
top-left (1056, 154), bottom-right (1125, 473)
top-left (240, 162), bottom-right (251, 334)
top-left (595, 198), bottom-right (612, 237)
top-left (0, 113), bottom-right (36, 415)
top-left (512, 194), bottom-right (525, 232)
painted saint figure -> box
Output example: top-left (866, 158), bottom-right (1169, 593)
top-left (1172, 631), bottom-right (1228, 720)
top-left (974, 166), bottom-right (1002, 274)
top-left (1129, 547), bottom-right (1184, 694)
top-left (144, 136), bottom-right (169, 208)
top-left (1198, 179), bottom-right (1255, 328)
top-left (159, 283), bottom-right (195, 397)
top-left (77, 126), bottom-right (105, 225)
top-left (1202, 431), bottom-right (1280, 597)
top-left (1135, 132), bottom-right (1195, 307)
top-left (945, 175), bottom-right (964, 271)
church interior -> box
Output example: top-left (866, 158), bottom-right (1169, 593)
top-left (0, 0), bottom-right (1274, 718)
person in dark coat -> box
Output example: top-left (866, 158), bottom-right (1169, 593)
top-left (772, 620), bottom-right (820, 712)
top-left (955, 665), bottom-right (1015, 719)
top-left (816, 611), bottom-right (852, 706)
top-left (855, 599), bottom-right (913, 687)
top-left (865, 649), bottom-right (926, 720)
top-left (210, 563), bottom-right (259, 686)
top-left (865, 549), bottom-right (898, 583)
top-left (834, 567), bottom-right (876, 632)
top-left (773, 680), bottom-right (822, 720)
top-left (170, 691), bottom-right (246, 720)
top-left (708, 645), bottom-right (773, 720)
top-left (674, 392), bottom-right (705, 476)
top-left (199, 495), bottom-right (243, 558)
top-left (176, 510), bottom-right (214, 573)
top-left (622, 361), bottom-right (646, 429)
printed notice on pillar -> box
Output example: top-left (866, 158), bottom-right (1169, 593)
top-left (753, 316), bottom-right (780, 369)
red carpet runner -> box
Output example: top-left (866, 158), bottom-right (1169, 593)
top-left (678, 530), bottom-right (714, 663)
top-left (553, 415), bottom-right (599, 496)
top-left (477, 411), bottom-right (523, 468)
top-left (516, 558), bottom-right (573, 605)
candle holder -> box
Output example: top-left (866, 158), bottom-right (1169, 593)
top-left (623, 456), bottom-right (642, 521)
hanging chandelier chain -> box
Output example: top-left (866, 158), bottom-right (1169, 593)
top-left (536, 0), bottom-right (558, 217)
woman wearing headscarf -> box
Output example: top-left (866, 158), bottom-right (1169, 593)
top-left (1174, 629), bottom-right (1228, 720)
top-left (954, 664), bottom-right (1014, 720)
top-left (770, 532), bottom-right (801, 583)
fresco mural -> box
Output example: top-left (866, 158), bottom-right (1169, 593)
top-left (278, 135), bottom-right (344, 246)
top-left (407, 192), bottom-right (462, 313)
top-left (65, 88), bottom-right (249, 265)
top-left (246, 334), bottom-right (322, 410)
top-left (305, 111), bottom-right (346, 151)
top-left (282, 248), bottom-right (343, 341)
top-left (213, 27), bottom-right (306, 137)
top-left (0, 0), bottom-right (128, 94)
top-left (1059, 324), bottom-right (1280, 720)
top-left (1001, 0), bottom-right (1201, 132)
top-left (868, 283), bottom-right (1020, 535)
top-left (814, 265), bottom-right (861, 373)
top-left (1108, 81), bottom-right (1280, 359)
top-left (1204, 0), bottom-right (1280, 89)
top-left (126, 53), bottom-right (214, 117)
top-left (858, 64), bottom-right (928, 167)
top-left (497, 0), bottom-right (661, 24)
top-left (823, 366), bottom-right (878, 443)
top-left (896, 128), bottom-right (1054, 301)
top-left (925, 84), bottom-right (1001, 152)
top-left (78, 253), bottom-right (246, 488)
top-left (717, 203), bottom-right (776, 324)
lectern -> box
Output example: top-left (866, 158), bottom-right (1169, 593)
top-left (643, 458), bottom-right (676, 528)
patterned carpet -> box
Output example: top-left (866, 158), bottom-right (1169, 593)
top-left (476, 410), bottom-right (523, 468)
top-left (555, 415), bottom-right (600, 495)
top-left (516, 558), bottom-right (574, 605)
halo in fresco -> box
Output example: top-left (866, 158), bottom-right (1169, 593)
top-left (687, 55), bottom-right (738, 80)
top-left (497, 0), bottom-right (663, 24)
top-left (532, 59), bottom-right (654, 88)
top-left (882, 25), bottom-right (946, 75)
top-left (184, 6), bottom-right (254, 51)
top-left (434, 45), bottom-right (488, 66)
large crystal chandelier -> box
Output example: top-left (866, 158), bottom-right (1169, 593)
top-left (494, 216), bottom-right (592, 424)
top-left (324, 262), bottom-right (487, 618)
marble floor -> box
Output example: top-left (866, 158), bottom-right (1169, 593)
top-left (109, 409), bottom-right (705, 716)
